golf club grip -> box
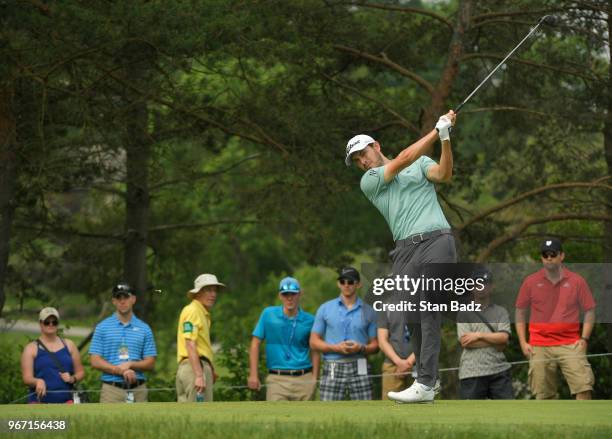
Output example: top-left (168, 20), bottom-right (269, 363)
top-left (436, 126), bottom-right (454, 135)
top-left (443, 103), bottom-right (462, 134)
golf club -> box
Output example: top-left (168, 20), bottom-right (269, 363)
top-left (453, 15), bottom-right (558, 114)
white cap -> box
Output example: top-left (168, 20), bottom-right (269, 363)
top-left (188, 273), bottom-right (226, 294)
top-left (345, 134), bottom-right (375, 166)
top-left (39, 307), bottom-right (60, 321)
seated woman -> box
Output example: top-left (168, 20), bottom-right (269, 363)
top-left (20, 307), bottom-right (85, 403)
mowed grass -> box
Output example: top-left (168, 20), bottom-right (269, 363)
top-left (1, 400), bottom-right (611, 438)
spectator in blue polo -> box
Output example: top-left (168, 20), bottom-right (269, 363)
top-left (310, 267), bottom-right (378, 400)
top-left (90, 282), bottom-right (157, 403)
top-left (248, 276), bottom-right (319, 400)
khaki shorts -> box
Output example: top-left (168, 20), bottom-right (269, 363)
top-left (381, 362), bottom-right (412, 400)
top-left (266, 372), bottom-right (316, 401)
top-left (100, 383), bottom-right (148, 403)
top-left (528, 341), bottom-right (594, 399)
top-left (176, 359), bottom-right (214, 402)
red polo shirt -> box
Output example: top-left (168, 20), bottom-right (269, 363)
top-left (515, 267), bottom-right (595, 346)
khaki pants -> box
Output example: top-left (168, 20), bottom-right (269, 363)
top-left (176, 359), bottom-right (214, 402)
top-left (528, 342), bottom-right (594, 399)
top-left (265, 372), bottom-right (316, 401)
top-left (100, 383), bottom-right (148, 403)
top-left (381, 362), bottom-right (412, 400)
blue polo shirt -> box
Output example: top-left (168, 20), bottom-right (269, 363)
top-left (89, 313), bottom-right (157, 383)
top-left (312, 296), bottom-right (377, 361)
top-left (252, 306), bottom-right (314, 370)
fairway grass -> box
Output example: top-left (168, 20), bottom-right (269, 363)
top-left (1, 400), bottom-right (611, 438)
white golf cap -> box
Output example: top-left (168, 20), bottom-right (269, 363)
top-left (345, 134), bottom-right (375, 166)
top-left (188, 273), bottom-right (226, 294)
top-left (39, 307), bottom-right (60, 321)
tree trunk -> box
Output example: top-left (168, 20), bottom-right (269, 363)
top-left (120, 43), bottom-right (155, 319)
top-left (603, 9), bottom-right (612, 384)
top-left (421, 0), bottom-right (472, 136)
top-left (429, 0), bottom-right (472, 257)
top-left (0, 84), bottom-right (18, 317)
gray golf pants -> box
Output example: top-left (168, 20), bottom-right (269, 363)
top-left (389, 232), bottom-right (457, 388)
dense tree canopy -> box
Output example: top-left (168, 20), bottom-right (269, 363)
top-left (1, 0), bottom-right (610, 400)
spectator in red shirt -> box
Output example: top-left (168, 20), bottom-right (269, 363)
top-left (515, 238), bottom-right (595, 400)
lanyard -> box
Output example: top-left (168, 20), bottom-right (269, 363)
top-left (121, 324), bottom-right (128, 349)
top-left (338, 301), bottom-right (359, 341)
top-left (342, 315), bottom-right (351, 341)
top-left (119, 321), bottom-right (130, 362)
top-left (283, 316), bottom-right (298, 360)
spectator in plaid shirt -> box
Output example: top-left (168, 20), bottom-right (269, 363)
top-left (310, 267), bottom-right (378, 400)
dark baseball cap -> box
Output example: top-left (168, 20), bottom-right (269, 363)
top-left (541, 238), bottom-right (562, 253)
top-left (338, 266), bottom-right (360, 282)
top-left (112, 282), bottom-right (135, 297)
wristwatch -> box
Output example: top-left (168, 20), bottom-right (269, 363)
top-left (360, 344), bottom-right (366, 354)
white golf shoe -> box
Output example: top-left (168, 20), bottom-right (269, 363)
top-left (433, 379), bottom-right (441, 395)
top-left (388, 381), bottom-right (434, 404)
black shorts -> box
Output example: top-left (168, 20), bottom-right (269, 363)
top-left (459, 368), bottom-right (513, 400)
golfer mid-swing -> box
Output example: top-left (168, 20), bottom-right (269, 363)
top-left (345, 110), bottom-right (456, 403)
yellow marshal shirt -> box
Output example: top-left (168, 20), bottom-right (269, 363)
top-left (176, 299), bottom-right (213, 363)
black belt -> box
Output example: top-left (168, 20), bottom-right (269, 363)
top-left (199, 356), bottom-right (212, 367)
top-left (395, 229), bottom-right (452, 247)
top-left (103, 380), bottom-right (145, 390)
top-left (179, 356), bottom-right (212, 365)
top-left (180, 356), bottom-right (215, 373)
top-left (268, 368), bottom-right (312, 376)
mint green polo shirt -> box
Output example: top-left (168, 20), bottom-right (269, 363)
top-left (360, 156), bottom-right (450, 241)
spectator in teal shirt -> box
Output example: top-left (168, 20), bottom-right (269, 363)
top-left (248, 277), bottom-right (319, 401)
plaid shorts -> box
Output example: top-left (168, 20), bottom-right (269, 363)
top-left (320, 360), bottom-right (372, 401)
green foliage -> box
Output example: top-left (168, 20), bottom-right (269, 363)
top-left (0, 336), bottom-right (27, 404)
top-left (74, 363), bottom-right (102, 404)
top-left (215, 341), bottom-right (260, 401)
top-left (146, 373), bottom-right (177, 403)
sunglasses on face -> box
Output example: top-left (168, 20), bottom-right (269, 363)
top-left (42, 319), bottom-right (59, 327)
top-left (542, 251), bottom-right (559, 259)
top-left (339, 279), bottom-right (356, 285)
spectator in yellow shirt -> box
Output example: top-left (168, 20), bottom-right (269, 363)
top-left (176, 273), bottom-right (226, 402)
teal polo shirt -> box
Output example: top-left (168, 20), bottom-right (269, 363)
top-left (252, 306), bottom-right (314, 370)
top-left (360, 156), bottom-right (450, 241)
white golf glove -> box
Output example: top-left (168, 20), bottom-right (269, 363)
top-left (435, 115), bottom-right (452, 142)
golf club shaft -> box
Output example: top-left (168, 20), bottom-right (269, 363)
top-left (454, 17), bottom-right (549, 114)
